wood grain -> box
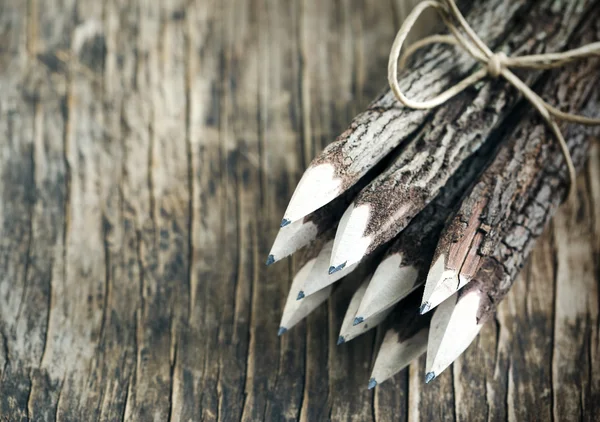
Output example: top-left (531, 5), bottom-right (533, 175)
top-left (0, 0), bottom-right (597, 420)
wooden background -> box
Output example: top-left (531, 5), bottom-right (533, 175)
top-left (0, 0), bottom-right (598, 420)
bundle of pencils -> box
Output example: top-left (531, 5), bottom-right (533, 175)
top-left (266, 0), bottom-right (600, 388)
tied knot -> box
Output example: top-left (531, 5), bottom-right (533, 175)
top-left (487, 52), bottom-right (506, 78)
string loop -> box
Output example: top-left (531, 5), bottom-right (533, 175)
top-left (388, 0), bottom-right (600, 198)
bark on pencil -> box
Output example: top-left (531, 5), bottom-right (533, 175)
top-left (278, 0), bottom-right (541, 227)
top-left (329, 0), bottom-right (594, 272)
top-left (425, 216), bottom-right (533, 381)
top-left (421, 8), bottom-right (600, 313)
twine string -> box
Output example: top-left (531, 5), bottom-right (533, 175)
top-left (388, 0), bottom-right (600, 198)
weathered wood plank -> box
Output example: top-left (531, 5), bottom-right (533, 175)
top-left (0, 1), bottom-right (40, 418)
top-left (0, 0), bottom-right (598, 421)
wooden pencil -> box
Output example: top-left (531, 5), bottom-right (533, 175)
top-left (420, 8), bottom-right (600, 313)
top-left (278, 233), bottom-right (335, 334)
top-left (369, 289), bottom-right (432, 389)
top-left (327, 0), bottom-right (593, 272)
top-left (277, 0), bottom-right (541, 227)
top-left (297, 239), bottom-right (359, 299)
top-left (278, 257), bottom-right (333, 335)
top-left (337, 276), bottom-right (394, 345)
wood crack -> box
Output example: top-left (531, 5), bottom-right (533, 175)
top-left (97, 212), bottom-right (111, 347)
top-left (550, 225), bottom-right (558, 422)
top-left (184, 12), bottom-right (196, 322)
top-left (0, 330), bottom-right (8, 380)
top-left (121, 375), bottom-right (131, 421)
top-left (167, 330), bottom-right (178, 422)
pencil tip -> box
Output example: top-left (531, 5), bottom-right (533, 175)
top-left (368, 378), bottom-right (377, 390)
top-left (277, 327), bottom-right (287, 336)
top-left (296, 291), bottom-right (305, 300)
top-left (353, 316), bottom-right (364, 326)
top-left (337, 336), bottom-right (345, 345)
top-left (265, 255), bottom-right (275, 266)
top-left (425, 372), bottom-right (435, 384)
top-left (328, 261), bottom-right (347, 275)
top-left (419, 302), bottom-right (431, 314)
top-left (280, 218), bottom-right (291, 228)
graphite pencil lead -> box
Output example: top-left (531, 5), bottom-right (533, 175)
top-left (367, 379), bottom-right (377, 390)
top-left (277, 327), bottom-right (287, 336)
top-left (425, 372), bottom-right (435, 384)
top-left (369, 291), bottom-right (430, 387)
top-left (300, 240), bottom-right (358, 298)
top-left (338, 278), bottom-right (393, 344)
top-left (265, 255), bottom-right (275, 266)
top-left (328, 262), bottom-right (346, 275)
top-left (337, 336), bottom-right (345, 346)
top-left (352, 317), bottom-right (364, 326)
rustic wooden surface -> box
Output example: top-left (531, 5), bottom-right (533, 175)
top-left (0, 0), bottom-right (598, 421)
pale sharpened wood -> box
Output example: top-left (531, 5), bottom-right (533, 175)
top-left (369, 290), bottom-right (430, 388)
top-left (337, 276), bottom-right (393, 345)
top-left (279, 235), bottom-right (335, 334)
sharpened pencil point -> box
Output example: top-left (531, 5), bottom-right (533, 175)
top-left (296, 290), bottom-right (305, 300)
top-left (328, 262), bottom-right (346, 275)
top-left (425, 372), bottom-right (435, 384)
top-left (419, 302), bottom-right (431, 314)
top-left (265, 255), bottom-right (275, 266)
top-left (337, 336), bottom-right (345, 345)
top-left (353, 316), bottom-right (364, 326)
top-left (368, 379), bottom-right (377, 390)
top-left (280, 218), bottom-right (291, 228)
top-left (278, 327), bottom-right (287, 336)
